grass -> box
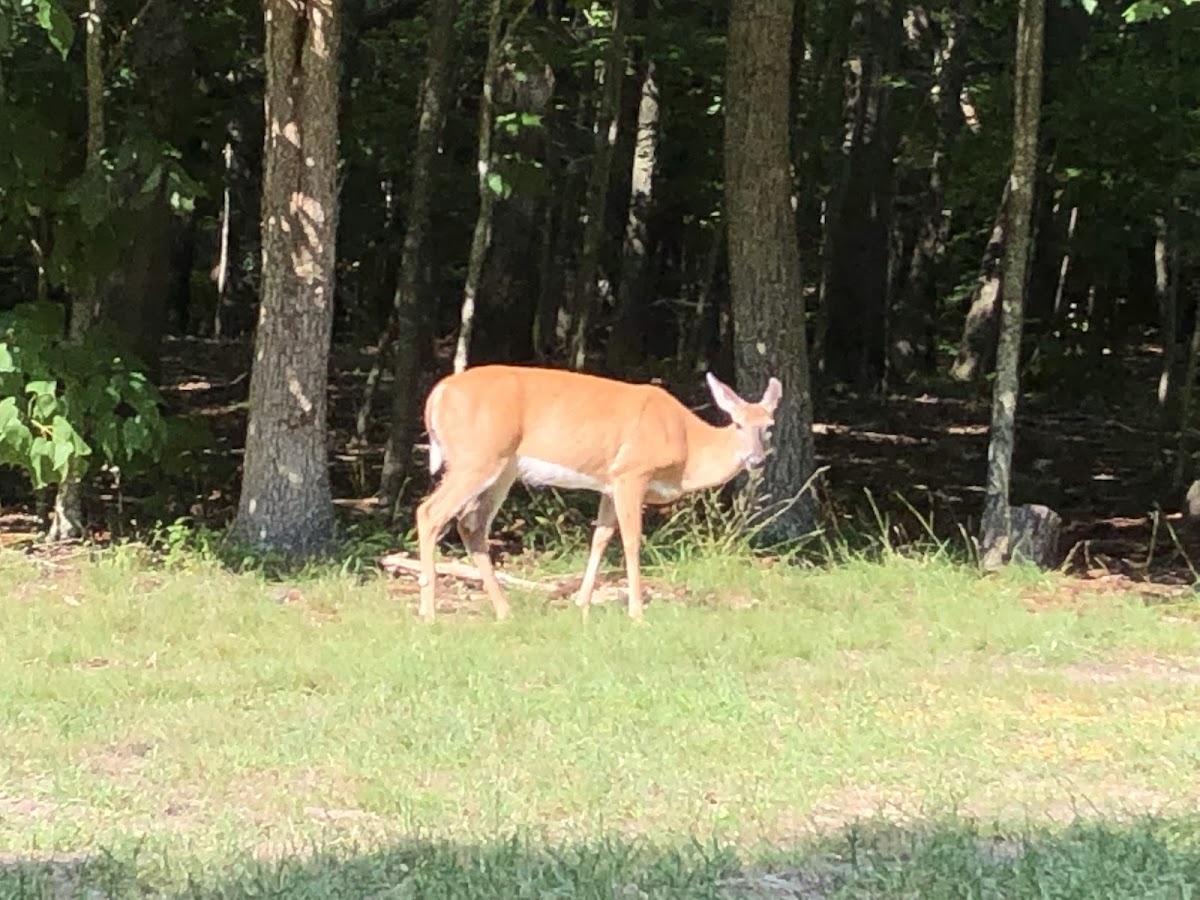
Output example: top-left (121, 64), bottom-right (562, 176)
top-left (2, 538), bottom-right (1200, 896)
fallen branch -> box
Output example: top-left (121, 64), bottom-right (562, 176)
top-left (379, 552), bottom-right (557, 594)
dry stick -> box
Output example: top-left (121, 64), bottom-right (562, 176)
top-left (379, 552), bottom-right (557, 594)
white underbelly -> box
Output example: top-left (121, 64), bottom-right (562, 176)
top-left (516, 456), bottom-right (607, 493)
top-left (647, 480), bottom-right (683, 502)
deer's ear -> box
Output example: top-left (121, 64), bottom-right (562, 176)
top-left (761, 377), bottom-right (782, 413)
top-left (705, 372), bottom-right (742, 416)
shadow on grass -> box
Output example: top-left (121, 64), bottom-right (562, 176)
top-left (5, 815), bottom-right (1200, 898)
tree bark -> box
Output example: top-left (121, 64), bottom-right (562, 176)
top-left (567, 0), bottom-right (628, 371)
top-left (980, 0), bottom-right (1044, 570)
top-left (375, 0), bottom-right (459, 514)
top-left (232, 0), bottom-right (341, 556)
top-left (1156, 208), bottom-right (1179, 412)
top-left (725, 0), bottom-right (818, 538)
top-left (452, 0), bottom-right (506, 374)
top-left (606, 55), bottom-right (658, 372)
top-left (50, 0), bottom-right (107, 541)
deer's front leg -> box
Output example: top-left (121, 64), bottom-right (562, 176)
top-left (611, 477), bottom-right (649, 620)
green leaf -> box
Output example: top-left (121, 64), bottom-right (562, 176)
top-left (0, 343), bottom-right (14, 374)
top-left (35, 0), bottom-right (75, 59)
top-left (485, 171), bottom-right (511, 199)
top-left (1080, 0), bottom-right (1097, 12)
top-left (0, 397), bottom-right (33, 466)
top-left (26, 379), bottom-right (58, 420)
top-left (29, 435), bottom-right (54, 488)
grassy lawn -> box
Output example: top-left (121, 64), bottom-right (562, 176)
top-left (3, 541), bottom-right (1200, 896)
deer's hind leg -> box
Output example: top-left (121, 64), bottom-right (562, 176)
top-left (417, 460), bottom-right (511, 622)
top-left (456, 460), bottom-right (519, 620)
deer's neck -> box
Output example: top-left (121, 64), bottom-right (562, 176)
top-left (681, 419), bottom-right (743, 493)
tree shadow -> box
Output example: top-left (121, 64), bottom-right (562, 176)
top-left (4, 815), bottom-right (1200, 898)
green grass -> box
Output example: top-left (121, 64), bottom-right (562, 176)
top-left (2, 542), bottom-right (1200, 895)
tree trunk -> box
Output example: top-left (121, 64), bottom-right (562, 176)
top-left (452, 0), bottom-right (505, 374)
top-left (567, 0), bottom-right (628, 371)
top-left (375, 0), bottom-right (459, 514)
top-left (232, 0), bottom-right (341, 556)
top-left (606, 56), bottom-right (659, 372)
top-left (823, 0), bottom-right (901, 392)
top-left (980, 0), bottom-right (1044, 570)
top-left (949, 182), bottom-right (1010, 382)
top-left (213, 139), bottom-right (235, 338)
top-left (725, 0), bottom-right (818, 538)
top-left (1156, 209), bottom-right (1179, 411)
top-left (50, 0), bottom-right (107, 542)
top-left (1172, 302), bottom-right (1200, 493)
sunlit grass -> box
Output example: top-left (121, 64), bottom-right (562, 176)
top-left (1, 540), bottom-right (1199, 894)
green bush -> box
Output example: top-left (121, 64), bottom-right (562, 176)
top-left (0, 301), bottom-right (168, 490)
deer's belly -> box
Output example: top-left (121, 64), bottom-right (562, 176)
top-left (516, 457), bottom-right (607, 492)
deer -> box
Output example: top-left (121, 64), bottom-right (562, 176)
top-left (414, 365), bottom-right (782, 622)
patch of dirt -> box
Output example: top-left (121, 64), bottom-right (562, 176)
top-left (1006, 655), bottom-right (1200, 685)
top-left (719, 866), bottom-right (851, 899)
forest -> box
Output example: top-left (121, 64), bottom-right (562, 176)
top-left (1, 0), bottom-right (1199, 577)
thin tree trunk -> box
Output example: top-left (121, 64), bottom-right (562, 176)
top-left (372, 0), bottom-right (459, 513)
top-left (1051, 203), bottom-right (1078, 316)
top-left (51, 0), bottom-right (106, 541)
top-left (725, 0), bottom-right (818, 538)
top-left (567, 0), bottom-right (628, 371)
top-left (231, 0), bottom-right (341, 556)
top-left (606, 56), bottom-right (659, 372)
top-left (213, 140), bottom-right (234, 339)
top-left (453, 0), bottom-right (506, 374)
top-left (1156, 209), bottom-right (1179, 411)
top-left (980, 0), bottom-right (1044, 569)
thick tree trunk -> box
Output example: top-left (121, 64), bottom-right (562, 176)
top-left (1172, 305), bottom-right (1200, 492)
top-left (725, 0), bottom-right (818, 538)
top-left (232, 0), bottom-right (341, 556)
top-left (567, 0), bottom-right (628, 371)
top-left (823, 0), bottom-right (901, 392)
top-left (606, 56), bottom-right (659, 372)
top-left (375, 0), bottom-right (459, 513)
top-left (980, 0), bottom-right (1044, 570)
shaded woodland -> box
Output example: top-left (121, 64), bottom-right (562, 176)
top-left (2, 0), bottom-right (1200, 576)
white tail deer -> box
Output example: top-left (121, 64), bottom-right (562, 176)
top-left (415, 365), bottom-right (782, 621)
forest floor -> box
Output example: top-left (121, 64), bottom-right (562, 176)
top-left (110, 335), bottom-right (1200, 584)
